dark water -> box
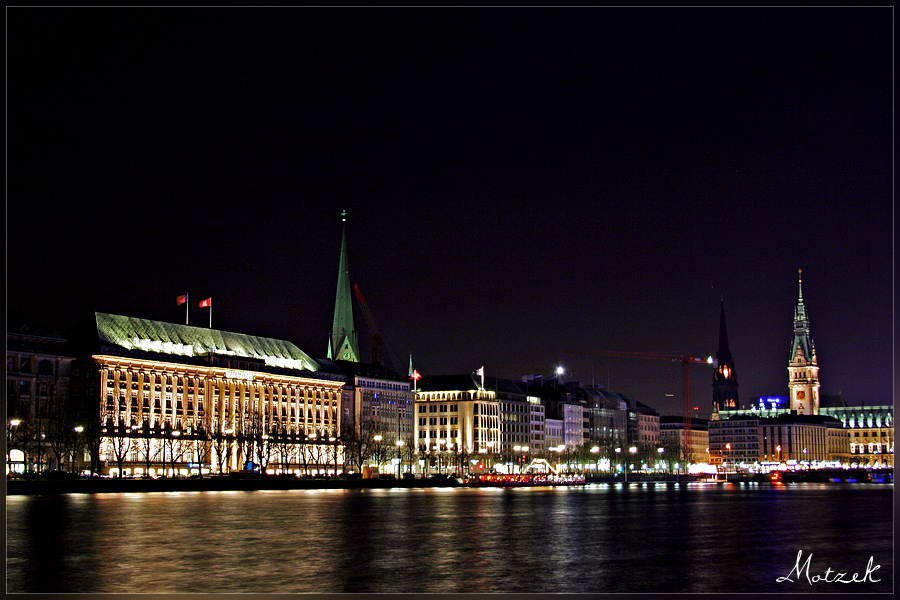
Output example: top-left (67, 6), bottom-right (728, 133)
top-left (6, 482), bottom-right (893, 593)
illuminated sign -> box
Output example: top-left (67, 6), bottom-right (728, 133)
top-left (758, 396), bottom-right (786, 407)
top-left (225, 370), bottom-right (257, 381)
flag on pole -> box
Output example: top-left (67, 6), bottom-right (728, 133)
top-left (476, 366), bottom-right (484, 390)
top-left (198, 298), bottom-right (212, 328)
top-left (410, 368), bottom-right (421, 393)
top-left (177, 293), bottom-right (189, 325)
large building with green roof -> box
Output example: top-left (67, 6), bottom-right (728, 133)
top-left (70, 312), bottom-right (347, 476)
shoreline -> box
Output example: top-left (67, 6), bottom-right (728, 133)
top-left (7, 468), bottom-right (891, 495)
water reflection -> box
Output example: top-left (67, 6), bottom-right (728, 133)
top-left (6, 483), bottom-right (893, 593)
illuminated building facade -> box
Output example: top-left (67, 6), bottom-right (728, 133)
top-left (415, 374), bottom-right (501, 469)
top-left (718, 404), bottom-right (892, 467)
top-left (630, 401), bottom-right (660, 450)
top-left (528, 397), bottom-right (546, 454)
top-left (659, 416), bottom-right (709, 463)
top-left (6, 310), bottom-right (74, 473)
top-left (490, 376), bottom-right (532, 459)
top-left (712, 300), bottom-right (739, 414)
top-left (336, 360), bottom-right (415, 443)
top-left (71, 313), bottom-right (346, 476)
top-left (788, 270), bottom-right (820, 415)
top-left (710, 413), bottom-right (847, 466)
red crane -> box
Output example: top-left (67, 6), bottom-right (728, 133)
top-left (352, 284), bottom-right (396, 372)
top-left (566, 349), bottom-right (714, 463)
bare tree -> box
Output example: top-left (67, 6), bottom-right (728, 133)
top-left (190, 422), bottom-right (213, 476)
top-left (106, 421), bottom-right (133, 476)
top-left (44, 384), bottom-right (76, 471)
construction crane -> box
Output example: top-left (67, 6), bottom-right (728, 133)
top-left (352, 283), bottom-right (396, 372)
top-left (566, 349), bottom-right (715, 463)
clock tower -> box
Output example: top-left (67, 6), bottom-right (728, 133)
top-left (712, 299), bottom-right (739, 414)
top-left (788, 270), bottom-right (819, 415)
top-left (328, 211), bottom-right (360, 363)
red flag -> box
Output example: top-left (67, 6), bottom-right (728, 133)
top-left (176, 294), bottom-right (188, 305)
top-left (199, 298), bottom-right (211, 308)
top-left (411, 370), bottom-right (421, 381)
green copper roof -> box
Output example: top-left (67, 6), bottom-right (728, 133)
top-left (94, 312), bottom-right (319, 372)
top-left (791, 270), bottom-right (816, 363)
top-left (329, 216), bottom-right (359, 362)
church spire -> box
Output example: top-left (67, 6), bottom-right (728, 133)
top-left (329, 210), bottom-right (359, 362)
top-left (788, 269), bottom-right (819, 415)
top-left (718, 297), bottom-right (732, 358)
top-left (712, 298), bottom-right (738, 413)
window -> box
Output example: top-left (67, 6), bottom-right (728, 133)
top-left (439, 417), bottom-right (448, 425)
top-left (419, 405), bottom-right (426, 414)
top-left (440, 405), bottom-right (448, 413)
top-left (429, 405), bottom-right (437, 413)
top-left (429, 418), bottom-right (437, 426)
top-left (419, 418), bottom-right (426, 426)
top-left (450, 404), bottom-right (458, 412)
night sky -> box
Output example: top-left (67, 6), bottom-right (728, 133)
top-left (8, 7), bottom-right (893, 417)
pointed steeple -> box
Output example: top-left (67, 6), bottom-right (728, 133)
top-left (329, 210), bottom-right (359, 362)
top-left (718, 298), bottom-right (732, 359)
top-left (788, 269), bottom-right (820, 415)
top-left (712, 298), bottom-right (738, 412)
top-left (790, 269), bottom-right (814, 364)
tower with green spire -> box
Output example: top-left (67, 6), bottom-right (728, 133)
top-left (788, 269), bottom-right (819, 415)
top-left (328, 210), bottom-right (360, 363)
top-left (712, 299), bottom-right (739, 414)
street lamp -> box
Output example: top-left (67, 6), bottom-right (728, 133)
top-left (658, 447), bottom-right (665, 473)
top-left (615, 447), bottom-right (623, 482)
top-left (590, 445), bottom-right (599, 474)
top-left (72, 426), bottom-right (84, 474)
top-left (396, 439), bottom-right (404, 478)
top-left (775, 445), bottom-right (782, 463)
top-left (629, 446), bottom-right (637, 480)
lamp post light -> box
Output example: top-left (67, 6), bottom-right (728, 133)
top-left (513, 445), bottom-right (522, 473)
top-left (658, 447), bottom-right (665, 473)
top-left (629, 446), bottom-right (637, 480)
top-left (396, 439), bottom-right (404, 478)
top-left (615, 447), bottom-right (623, 482)
top-left (725, 443), bottom-right (732, 472)
top-left (775, 445), bottom-right (782, 464)
top-left (590, 445), bottom-right (599, 475)
top-left (72, 426), bottom-right (84, 474)
top-left (373, 434), bottom-right (383, 476)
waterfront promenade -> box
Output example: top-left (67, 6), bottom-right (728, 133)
top-left (6, 468), bottom-right (890, 495)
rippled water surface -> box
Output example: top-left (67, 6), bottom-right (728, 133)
top-left (6, 483), bottom-right (893, 593)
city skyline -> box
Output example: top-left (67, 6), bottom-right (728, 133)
top-left (8, 7), bottom-right (892, 416)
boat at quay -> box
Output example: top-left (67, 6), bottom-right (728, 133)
top-left (467, 472), bottom-right (586, 486)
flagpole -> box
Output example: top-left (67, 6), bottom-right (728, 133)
top-left (186, 293), bottom-right (189, 325)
